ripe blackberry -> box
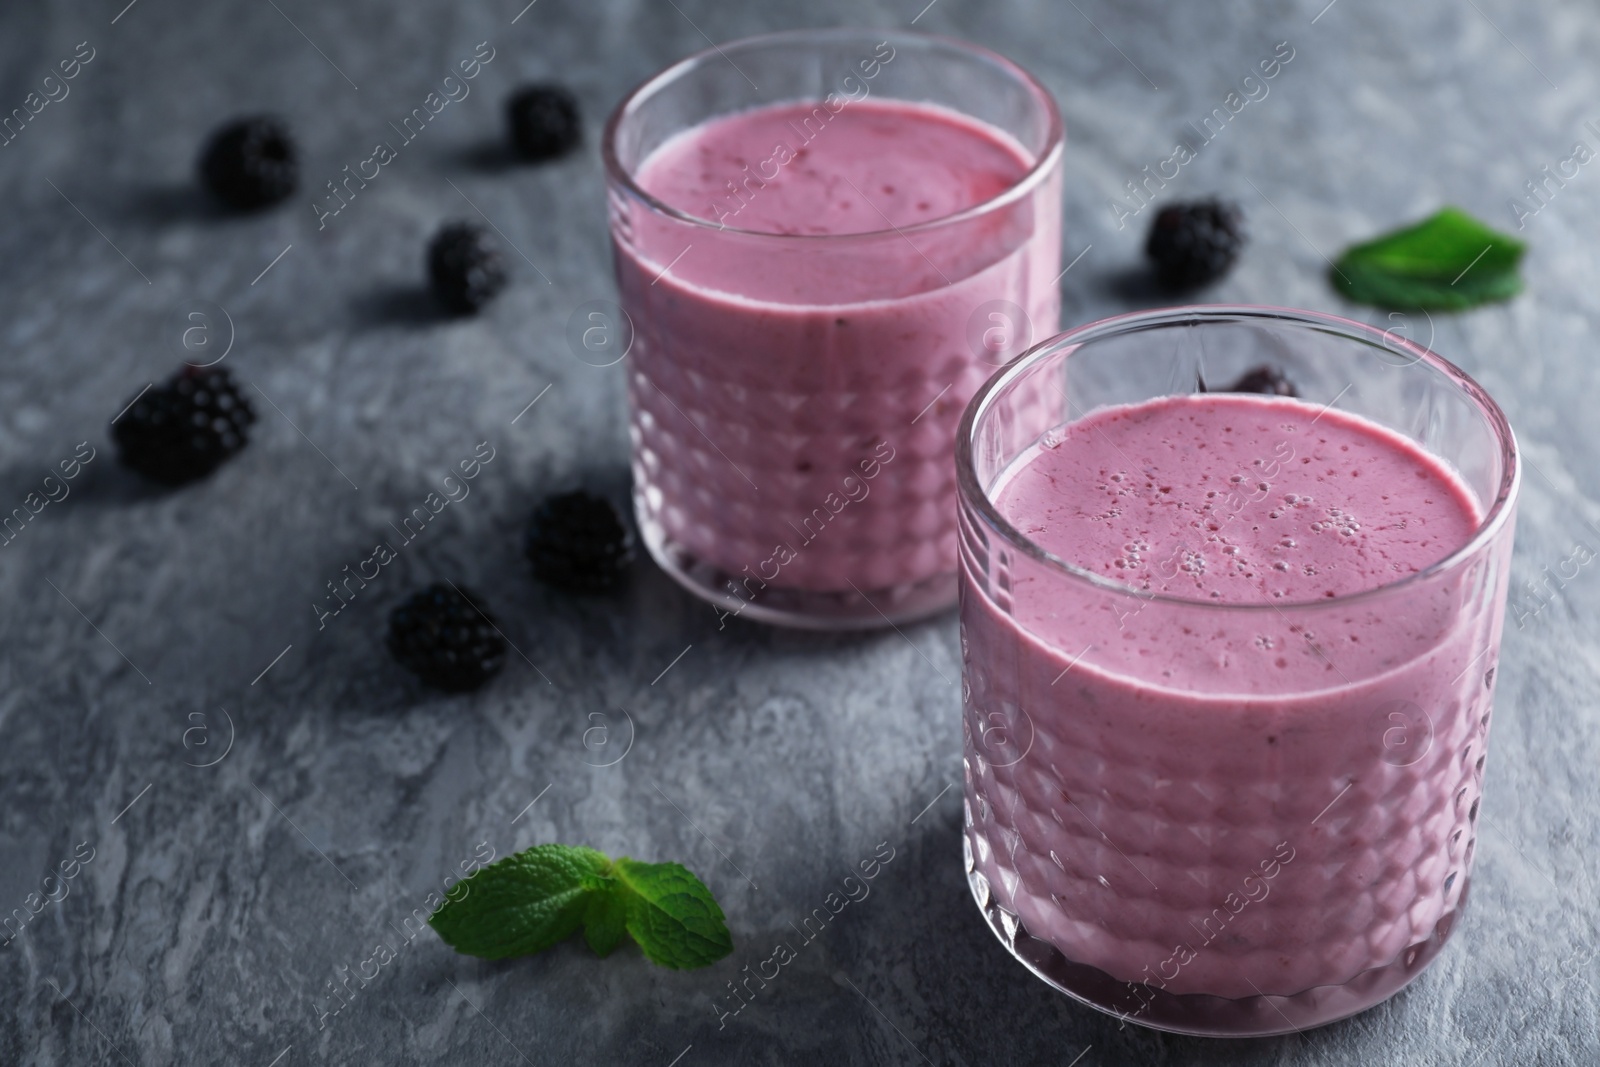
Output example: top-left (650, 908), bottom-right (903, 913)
top-left (506, 84), bottom-right (581, 162)
top-left (1145, 199), bottom-right (1246, 290)
top-left (427, 222), bottom-right (507, 315)
top-left (1225, 365), bottom-right (1298, 396)
top-left (1201, 365), bottom-right (1298, 397)
top-left (387, 584), bottom-right (508, 692)
top-left (198, 116), bottom-right (298, 210)
top-left (113, 366), bottom-right (257, 486)
top-left (525, 490), bottom-right (634, 592)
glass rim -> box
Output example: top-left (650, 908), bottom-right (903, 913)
top-left (600, 26), bottom-right (1065, 242)
top-left (955, 304), bottom-right (1522, 614)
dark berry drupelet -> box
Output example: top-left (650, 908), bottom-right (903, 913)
top-left (506, 84), bottom-right (581, 162)
top-left (525, 490), bottom-right (634, 593)
top-left (428, 223), bottom-right (508, 315)
top-left (198, 116), bottom-right (298, 210)
top-left (1145, 199), bottom-right (1246, 290)
top-left (113, 366), bottom-right (257, 486)
top-left (387, 584), bottom-right (508, 692)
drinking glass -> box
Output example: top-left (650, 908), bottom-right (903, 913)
top-left (605, 28), bottom-right (1063, 628)
top-left (957, 306), bottom-right (1520, 1035)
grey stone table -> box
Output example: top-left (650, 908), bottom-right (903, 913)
top-left (0, 0), bottom-right (1595, 1063)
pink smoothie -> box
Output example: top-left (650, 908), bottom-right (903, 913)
top-left (963, 393), bottom-right (1503, 1011)
top-left (614, 98), bottom-right (1061, 604)
top-left (638, 100), bottom-right (1027, 236)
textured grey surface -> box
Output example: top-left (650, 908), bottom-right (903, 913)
top-left (0, 0), bottom-right (1596, 1064)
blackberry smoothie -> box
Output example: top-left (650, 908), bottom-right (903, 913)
top-left (605, 31), bottom-right (1063, 627)
top-left (958, 310), bottom-right (1519, 1035)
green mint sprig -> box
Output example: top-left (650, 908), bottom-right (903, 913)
top-left (427, 844), bottom-right (732, 970)
top-left (1331, 206), bottom-right (1526, 310)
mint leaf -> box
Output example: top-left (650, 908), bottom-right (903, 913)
top-left (613, 857), bottom-right (734, 970)
top-left (1331, 207), bottom-right (1526, 310)
top-left (427, 844), bottom-right (732, 970)
top-left (428, 844), bottom-right (609, 960)
top-left (583, 887), bottom-right (627, 958)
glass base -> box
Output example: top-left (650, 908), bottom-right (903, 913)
top-left (638, 515), bottom-right (957, 630)
top-left (968, 865), bottom-right (1464, 1037)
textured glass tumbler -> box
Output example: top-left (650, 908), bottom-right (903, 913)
top-left (604, 28), bottom-right (1063, 629)
top-left (956, 307), bottom-right (1520, 1036)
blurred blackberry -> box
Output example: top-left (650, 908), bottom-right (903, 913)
top-left (198, 116), bottom-right (298, 210)
top-left (387, 583), bottom-right (507, 692)
top-left (428, 222), bottom-right (507, 315)
top-left (1145, 199), bottom-right (1246, 290)
top-left (1221, 365), bottom-right (1298, 396)
top-left (524, 490), bottom-right (634, 592)
top-left (506, 84), bottom-right (581, 162)
top-left (113, 365), bottom-right (257, 486)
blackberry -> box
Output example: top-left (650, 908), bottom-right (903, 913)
top-left (1145, 199), bottom-right (1246, 290)
top-left (427, 222), bottom-right (507, 315)
top-left (1226, 365), bottom-right (1298, 396)
top-left (198, 116), bottom-right (298, 210)
top-left (524, 490), bottom-right (634, 592)
top-left (1201, 365), bottom-right (1299, 397)
top-left (506, 84), bottom-right (581, 162)
top-left (113, 365), bottom-right (257, 485)
top-left (387, 583), bottom-right (507, 692)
